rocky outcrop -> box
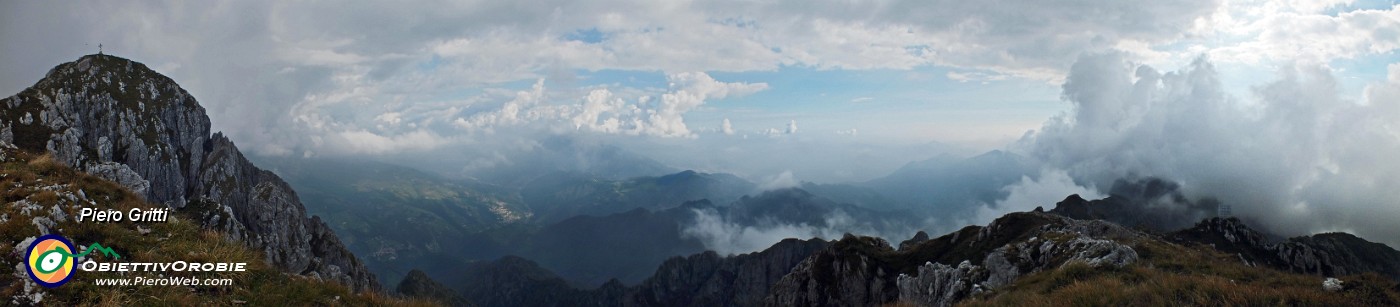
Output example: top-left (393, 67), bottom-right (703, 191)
top-left (763, 235), bottom-right (902, 306)
top-left (623, 238), bottom-right (830, 307)
top-left (0, 54), bottom-right (378, 291)
top-left (397, 270), bottom-right (474, 307)
top-left (1171, 217), bottom-right (1400, 280)
top-left (763, 211), bottom-right (1142, 307)
top-left (900, 231), bottom-right (930, 251)
top-left (82, 161), bottom-right (150, 196)
top-left (898, 260), bottom-right (987, 307)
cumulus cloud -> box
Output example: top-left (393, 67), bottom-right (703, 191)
top-left (721, 118), bottom-right (735, 135)
top-left (835, 128), bottom-right (858, 136)
top-left (1018, 52), bottom-right (1400, 245)
top-left (646, 72), bottom-right (769, 137)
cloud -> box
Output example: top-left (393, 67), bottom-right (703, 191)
top-left (946, 71), bottom-right (1009, 83)
top-left (758, 170), bottom-right (800, 191)
top-left (721, 118), bottom-right (735, 135)
top-left (969, 169), bottom-right (1104, 226)
top-left (681, 208), bottom-right (882, 255)
top-left (452, 79), bottom-right (553, 133)
top-left (849, 97), bottom-right (874, 103)
top-left (330, 129), bottom-right (451, 155)
top-left (1196, 2), bottom-right (1400, 64)
top-left (785, 120), bottom-right (798, 134)
top-left (644, 72), bottom-right (769, 137)
top-left (0, 0), bottom-right (1236, 157)
top-left (1017, 52), bottom-right (1400, 246)
top-left (835, 128), bottom-right (859, 136)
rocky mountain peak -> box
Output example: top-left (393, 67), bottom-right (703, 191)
top-left (0, 54), bottom-right (378, 292)
top-left (1177, 217), bottom-right (1268, 247)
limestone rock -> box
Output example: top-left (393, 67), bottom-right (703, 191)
top-left (0, 54), bottom-right (379, 292)
top-left (82, 161), bottom-right (150, 196)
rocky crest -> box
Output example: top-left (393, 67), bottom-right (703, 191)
top-left (0, 54), bottom-right (378, 291)
top-left (621, 238), bottom-right (830, 307)
top-left (763, 211), bottom-right (1142, 307)
top-left (1171, 217), bottom-right (1400, 280)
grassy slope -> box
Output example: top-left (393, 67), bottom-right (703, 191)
top-left (956, 238), bottom-right (1400, 306)
top-left (0, 148), bottom-right (436, 306)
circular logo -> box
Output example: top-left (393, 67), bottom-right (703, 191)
top-left (26, 234), bottom-right (76, 288)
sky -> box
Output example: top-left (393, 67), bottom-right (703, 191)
top-left (4, 1), bottom-right (1400, 243)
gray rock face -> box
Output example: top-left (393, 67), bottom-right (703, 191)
top-left (897, 260), bottom-right (987, 307)
top-left (897, 234), bottom-right (1139, 307)
top-left (763, 235), bottom-right (902, 307)
top-left (764, 212), bottom-right (1142, 307)
top-left (623, 238), bottom-right (830, 307)
top-left (0, 54), bottom-right (378, 292)
top-left (82, 161), bottom-right (150, 196)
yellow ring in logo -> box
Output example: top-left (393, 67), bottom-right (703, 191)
top-left (26, 234), bottom-right (76, 288)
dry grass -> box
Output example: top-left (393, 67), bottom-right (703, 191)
top-left (959, 239), bottom-right (1400, 307)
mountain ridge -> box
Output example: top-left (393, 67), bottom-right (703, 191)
top-left (418, 193), bottom-right (1400, 306)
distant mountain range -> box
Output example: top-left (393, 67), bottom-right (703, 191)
top-left (258, 153), bottom-right (901, 287)
top-left (519, 169), bottom-right (754, 224)
top-left (252, 156), bottom-right (532, 285)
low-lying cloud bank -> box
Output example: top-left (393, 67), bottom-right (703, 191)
top-left (680, 207), bottom-right (913, 255)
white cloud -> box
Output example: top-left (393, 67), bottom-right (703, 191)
top-left (1195, 2), bottom-right (1400, 65)
top-left (453, 79), bottom-right (552, 132)
top-left (970, 169), bottom-right (1103, 225)
top-left (642, 72), bottom-right (769, 137)
top-left (721, 118), bottom-right (735, 135)
top-left (331, 129), bottom-right (450, 155)
top-left (835, 128), bottom-right (858, 136)
top-left (0, 0), bottom-right (1257, 160)
top-left (1364, 63), bottom-right (1400, 116)
top-left (946, 71), bottom-right (1009, 83)
top-left (1019, 53), bottom-right (1400, 246)
top-left (439, 72), bottom-right (764, 140)
top-left (758, 170), bottom-right (799, 191)
top-left (571, 89), bottom-right (626, 132)
top-left (785, 120), bottom-right (798, 134)
top-left (681, 208), bottom-right (882, 255)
